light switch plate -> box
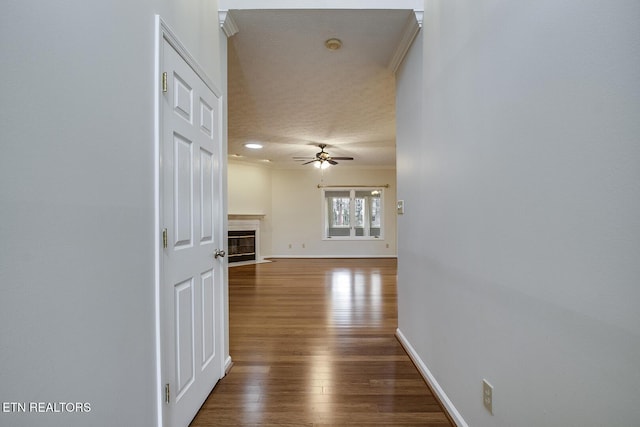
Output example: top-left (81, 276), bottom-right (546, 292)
top-left (397, 200), bottom-right (404, 214)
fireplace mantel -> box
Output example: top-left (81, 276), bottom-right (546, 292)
top-left (228, 214), bottom-right (265, 221)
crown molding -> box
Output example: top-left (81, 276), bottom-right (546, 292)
top-left (388, 10), bottom-right (423, 75)
top-left (414, 10), bottom-right (424, 27)
top-left (219, 10), bottom-right (239, 38)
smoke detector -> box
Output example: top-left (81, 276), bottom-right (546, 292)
top-left (324, 38), bottom-right (342, 51)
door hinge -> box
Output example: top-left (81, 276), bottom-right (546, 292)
top-left (162, 72), bottom-right (168, 93)
top-left (162, 228), bottom-right (168, 249)
top-left (164, 383), bottom-right (170, 404)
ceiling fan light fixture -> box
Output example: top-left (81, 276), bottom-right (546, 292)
top-left (324, 38), bottom-right (342, 51)
top-left (314, 160), bottom-right (330, 169)
top-left (244, 143), bottom-right (263, 149)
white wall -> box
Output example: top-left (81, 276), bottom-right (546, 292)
top-left (228, 160), bottom-right (274, 257)
top-left (396, 1), bottom-right (640, 426)
top-left (228, 161), bottom-right (273, 215)
top-left (0, 2), bottom-right (222, 426)
top-left (271, 168), bottom-right (396, 257)
top-left (227, 163), bottom-right (397, 257)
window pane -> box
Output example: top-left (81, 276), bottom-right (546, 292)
top-left (326, 191), bottom-right (351, 237)
top-left (330, 197), bottom-right (350, 227)
top-left (370, 196), bottom-right (381, 228)
top-left (369, 190), bottom-right (381, 237)
top-left (354, 197), bottom-right (365, 227)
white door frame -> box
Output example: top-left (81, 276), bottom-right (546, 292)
top-left (153, 15), bottom-right (229, 426)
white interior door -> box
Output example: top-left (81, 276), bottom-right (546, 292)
top-left (160, 34), bottom-right (224, 427)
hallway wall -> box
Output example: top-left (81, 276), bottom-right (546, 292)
top-left (0, 2), bottom-right (222, 426)
top-left (396, 0), bottom-right (640, 426)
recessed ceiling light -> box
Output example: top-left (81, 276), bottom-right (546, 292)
top-left (244, 143), bottom-right (263, 149)
top-left (325, 38), bottom-right (342, 51)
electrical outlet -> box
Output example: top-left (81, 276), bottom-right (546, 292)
top-left (385, 243), bottom-right (389, 248)
top-left (302, 243), bottom-right (305, 248)
top-left (288, 243), bottom-right (292, 249)
top-left (483, 379), bottom-right (493, 415)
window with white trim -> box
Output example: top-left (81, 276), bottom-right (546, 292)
top-left (322, 188), bottom-right (383, 239)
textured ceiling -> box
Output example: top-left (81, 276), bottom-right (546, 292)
top-left (227, 9), bottom-right (412, 169)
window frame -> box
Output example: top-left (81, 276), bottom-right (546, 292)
top-left (321, 187), bottom-right (385, 241)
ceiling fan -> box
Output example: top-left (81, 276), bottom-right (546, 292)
top-left (293, 144), bottom-right (354, 168)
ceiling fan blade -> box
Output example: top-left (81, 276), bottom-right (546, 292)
top-left (328, 159), bottom-right (338, 165)
top-left (329, 157), bottom-right (354, 160)
top-left (301, 160), bottom-right (317, 165)
top-left (293, 157), bottom-right (314, 160)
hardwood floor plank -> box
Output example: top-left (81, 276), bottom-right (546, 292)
top-left (190, 258), bottom-right (453, 427)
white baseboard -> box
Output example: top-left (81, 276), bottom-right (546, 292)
top-left (267, 255), bottom-right (398, 259)
top-left (224, 356), bottom-right (233, 376)
top-left (396, 328), bottom-right (468, 427)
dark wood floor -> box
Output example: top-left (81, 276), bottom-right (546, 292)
top-left (190, 258), bottom-right (452, 426)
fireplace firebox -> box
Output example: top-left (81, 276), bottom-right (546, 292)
top-left (228, 230), bottom-right (256, 263)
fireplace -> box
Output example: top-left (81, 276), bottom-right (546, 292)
top-left (228, 216), bottom-right (263, 265)
top-left (228, 230), bottom-right (256, 263)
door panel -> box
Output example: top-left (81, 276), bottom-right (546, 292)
top-left (200, 270), bottom-right (215, 366)
top-left (173, 73), bottom-right (193, 123)
top-left (175, 278), bottom-right (195, 397)
top-left (174, 134), bottom-right (193, 248)
top-left (200, 148), bottom-right (214, 243)
top-left (200, 99), bottom-right (214, 137)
